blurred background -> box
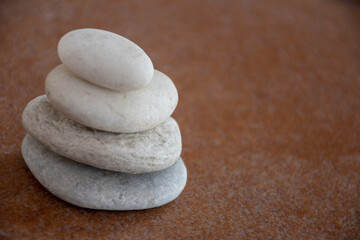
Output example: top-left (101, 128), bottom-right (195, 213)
top-left (1, 0), bottom-right (360, 239)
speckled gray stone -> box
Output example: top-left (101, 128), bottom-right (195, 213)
top-left (21, 134), bottom-right (187, 210)
top-left (22, 95), bottom-right (182, 174)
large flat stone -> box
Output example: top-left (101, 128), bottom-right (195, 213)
top-left (21, 134), bottom-right (187, 210)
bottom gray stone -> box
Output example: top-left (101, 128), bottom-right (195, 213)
top-left (21, 134), bottom-right (187, 210)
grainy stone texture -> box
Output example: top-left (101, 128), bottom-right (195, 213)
top-left (22, 95), bottom-right (182, 173)
top-left (58, 28), bottom-right (154, 92)
top-left (21, 134), bottom-right (187, 210)
top-left (2, 0), bottom-right (360, 239)
top-left (45, 64), bottom-right (178, 133)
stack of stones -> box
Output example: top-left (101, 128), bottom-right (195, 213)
top-left (21, 29), bottom-right (187, 210)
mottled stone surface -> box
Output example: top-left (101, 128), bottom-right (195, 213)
top-left (45, 65), bottom-right (178, 133)
top-left (22, 95), bottom-right (182, 173)
top-left (58, 28), bottom-right (154, 92)
top-left (21, 134), bottom-right (187, 210)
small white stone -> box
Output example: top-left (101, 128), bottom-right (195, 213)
top-left (45, 64), bottom-right (178, 133)
top-left (58, 28), bottom-right (153, 92)
top-left (22, 95), bottom-right (182, 174)
top-left (21, 134), bottom-right (187, 210)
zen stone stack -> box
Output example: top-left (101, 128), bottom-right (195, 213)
top-left (21, 28), bottom-right (187, 210)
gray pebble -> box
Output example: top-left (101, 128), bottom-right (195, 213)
top-left (45, 65), bottom-right (178, 133)
top-left (22, 95), bottom-right (182, 174)
top-left (58, 28), bottom-right (154, 92)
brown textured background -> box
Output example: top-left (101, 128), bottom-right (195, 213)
top-left (1, 0), bottom-right (360, 239)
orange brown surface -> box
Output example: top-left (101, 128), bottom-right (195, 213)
top-left (1, 0), bottom-right (360, 239)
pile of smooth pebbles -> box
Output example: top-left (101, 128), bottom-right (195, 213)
top-left (21, 29), bottom-right (187, 210)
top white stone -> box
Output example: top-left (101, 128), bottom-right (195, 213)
top-left (58, 28), bottom-right (154, 92)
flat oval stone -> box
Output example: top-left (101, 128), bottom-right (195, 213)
top-left (45, 64), bottom-right (178, 133)
top-left (58, 28), bottom-right (153, 92)
top-left (21, 135), bottom-right (187, 210)
top-left (22, 95), bottom-right (182, 174)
